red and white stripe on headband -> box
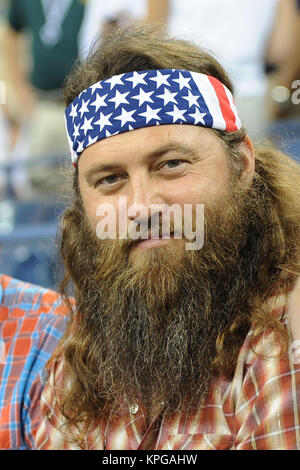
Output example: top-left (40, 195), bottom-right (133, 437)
top-left (190, 72), bottom-right (241, 132)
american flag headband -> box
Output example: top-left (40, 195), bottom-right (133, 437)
top-left (65, 69), bottom-right (242, 166)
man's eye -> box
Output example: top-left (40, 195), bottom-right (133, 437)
top-left (95, 175), bottom-right (124, 187)
top-left (161, 159), bottom-right (186, 170)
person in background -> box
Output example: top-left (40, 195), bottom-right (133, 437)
top-left (3, 0), bottom-right (85, 199)
top-left (78, 0), bottom-right (147, 60)
top-left (267, 0), bottom-right (300, 120)
top-left (0, 0), bottom-right (12, 199)
top-left (0, 273), bottom-right (67, 449)
top-left (145, 0), bottom-right (299, 142)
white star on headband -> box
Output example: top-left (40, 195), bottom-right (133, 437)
top-left (157, 88), bottom-right (178, 106)
top-left (88, 135), bottom-right (98, 146)
top-left (173, 73), bottom-right (191, 90)
top-left (90, 94), bottom-right (108, 112)
top-left (106, 74), bottom-right (124, 90)
top-left (149, 71), bottom-right (170, 89)
top-left (90, 82), bottom-right (102, 95)
top-left (125, 71), bottom-right (148, 89)
top-left (114, 108), bottom-right (136, 127)
top-left (79, 99), bottom-right (90, 118)
top-left (139, 105), bottom-right (161, 123)
top-left (73, 123), bottom-right (80, 138)
top-left (182, 89), bottom-right (200, 108)
top-left (94, 112), bottom-right (113, 132)
top-left (81, 116), bottom-right (94, 135)
top-left (69, 103), bottom-right (78, 121)
top-left (108, 90), bottom-right (130, 109)
top-left (166, 105), bottom-right (186, 122)
top-left (77, 140), bottom-right (85, 153)
top-left (105, 129), bottom-right (118, 138)
top-left (131, 88), bottom-right (154, 106)
top-left (189, 107), bottom-right (206, 125)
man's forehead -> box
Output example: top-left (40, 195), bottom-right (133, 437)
top-left (78, 124), bottom-right (220, 170)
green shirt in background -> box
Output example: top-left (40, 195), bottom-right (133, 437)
top-left (8, 0), bottom-right (85, 91)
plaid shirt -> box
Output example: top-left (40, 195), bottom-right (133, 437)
top-left (35, 290), bottom-right (300, 450)
top-left (0, 274), bottom-right (67, 450)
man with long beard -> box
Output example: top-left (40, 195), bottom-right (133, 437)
top-left (33, 26), bottom-right (300, 450)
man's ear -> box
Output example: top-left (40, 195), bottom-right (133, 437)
top-left (238, 135), bottom-right (255, 186)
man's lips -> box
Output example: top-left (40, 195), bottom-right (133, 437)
top-left (131, 233), bottom-right (175, 251)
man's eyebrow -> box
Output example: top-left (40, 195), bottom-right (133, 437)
top-left (84, 142), bottom-right (197, 182)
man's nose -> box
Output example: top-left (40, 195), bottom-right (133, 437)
top-left (126, 173), bottom-right (166, 222)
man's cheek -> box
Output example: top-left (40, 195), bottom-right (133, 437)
top-left (95, 203), bottom-right (118, 240)
top-left (81, 195), bottom-right (108, 235)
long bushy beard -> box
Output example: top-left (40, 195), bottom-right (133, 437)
top-left (64, 175), bottom-right (266, 416)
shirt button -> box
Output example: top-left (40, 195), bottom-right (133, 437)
top-left (129, 404), bottom-right (139, 414)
